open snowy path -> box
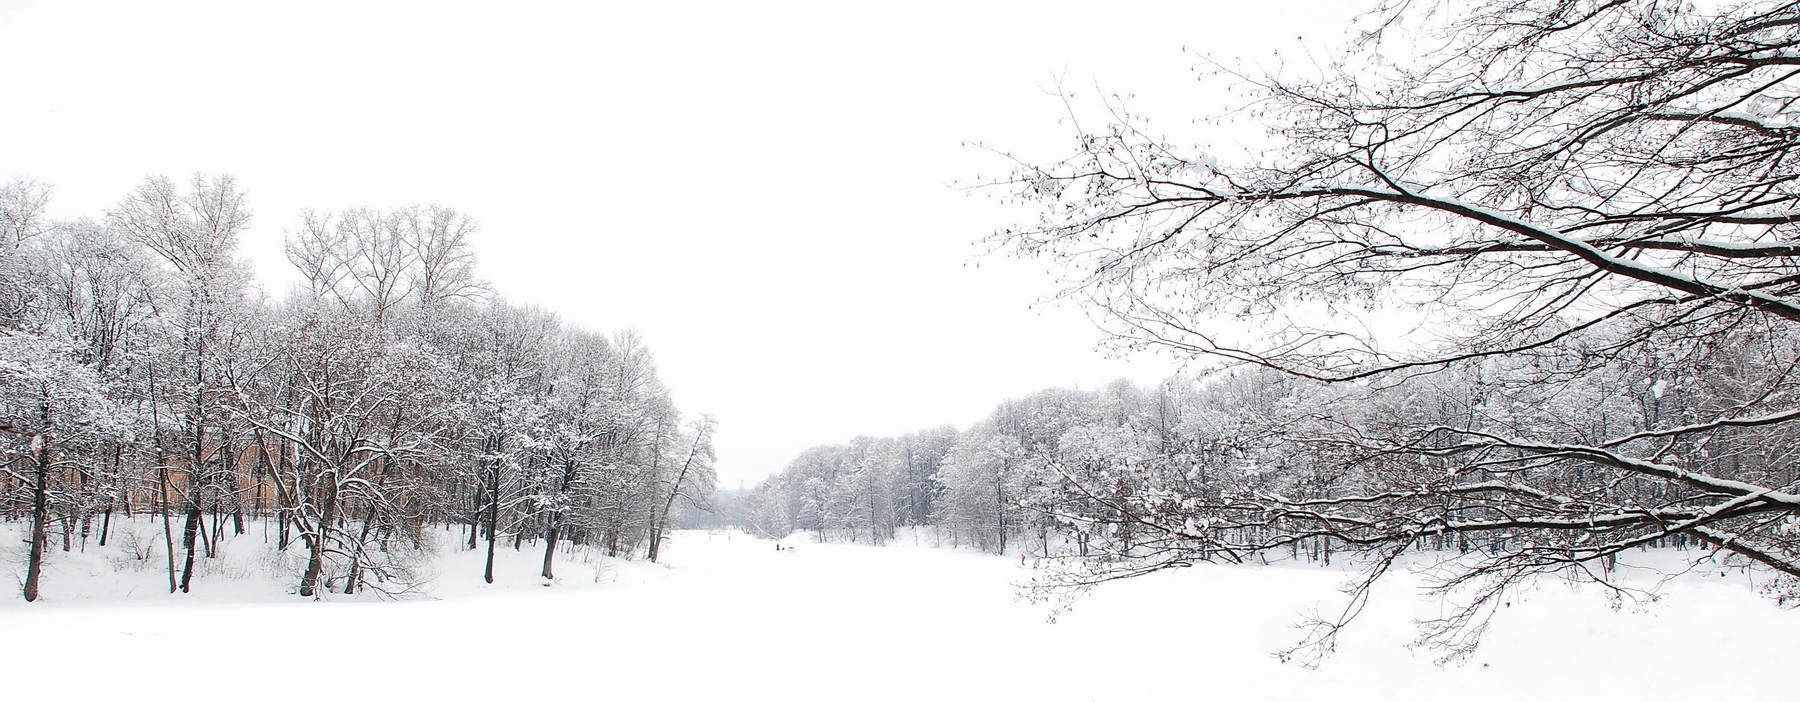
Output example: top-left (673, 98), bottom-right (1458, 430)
top-left (3, 531), bottom-right (1796, 700)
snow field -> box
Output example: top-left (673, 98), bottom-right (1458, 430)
top-left (2, 522), bottom-right (1796, 701)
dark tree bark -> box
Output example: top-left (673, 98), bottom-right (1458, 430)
top-left (483, 446), bottom-right (500, 584)
top-left (468, 487), bottom-right (480, 551)
top-left (648, 418), bottom-right (712, 563)
top-left (157, 464), bottom-right (175, 593)
top-left (298, 474), bottom-right (338, 597)
top-left (343, 501), bottom-right (379, 596)
top-left (178, 500), bottom-right (201, 593)
top-left (540, 459), bottom-right (579, 580)
top-left (22, 428), bottom-right (50, 602)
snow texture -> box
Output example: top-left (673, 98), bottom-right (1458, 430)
top-left (2, 523), bottom-right (1794, 701)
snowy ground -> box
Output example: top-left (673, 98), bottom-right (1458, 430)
top-left (3, 521), bottom-right (1796, 701)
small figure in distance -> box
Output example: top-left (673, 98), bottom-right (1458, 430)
top-left (775, 542), bottom-right (781, 551)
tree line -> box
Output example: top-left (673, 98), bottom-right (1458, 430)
top-left (0, 174), bottom-right (715, 601)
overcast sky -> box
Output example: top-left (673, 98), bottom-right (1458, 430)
top-left (0, 1), bottom-right (1359, 487)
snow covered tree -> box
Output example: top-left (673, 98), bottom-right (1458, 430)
top-left (989, 0), bottom-right (1800, 663)
top-left (454, 302), bottom-right (557, 583)
top-left (1, 173), bottom-right (702, 601)
top-left (532, 329), bottom-right (617, 580)
top-left (109, 173), bottom-right (254, 593)
top-left (576, 329), bottom-right (679, 558)
top-left (646, 415), bottom-right (716, 562)
top-left (894, 427), bottom-right (957, 529)
top-left (0, 330), bottom-right (117, 601)
top-left (0, 178), bottom-right (51, 330)
top-left (36, 218), bottom-right (160, 555)
top-left (934, 423), bottom-right (1025, 554)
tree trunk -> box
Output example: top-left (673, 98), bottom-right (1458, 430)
top-left (483, 463), bottom-right (499, 584)
top-left (196, 501), bottom-right (215, 559)
top-left (99, 503), bottom-right (113, 548)
top-left (208, 504), bottom-right (222, 555)
top-left (995, 476), bottom-right (1007, 556)
top-left (158, 465), bottom-right (176, 593)
top-left (105, 445), bottom-right (125, 540)
top-left (181, 379), bottom-right (206, 588)
top-left (178, 500), bottom-right (201, 593)
top-left (648, 429), bottom-right (706, 563)
top-left (147, 358), bottom-right (179, 594)
top-left (540, 458), bottom-right (579, 580)
top-left (343, 501), bottom-right (380, 596)
top-left (468, 488), bottom-right (481, 551)
top-left (22, 432), bottom-right (50, 602)
top-left (298, 476), bottom-right (338, 597)
top-left (540, 523), bottom-right (560, 580)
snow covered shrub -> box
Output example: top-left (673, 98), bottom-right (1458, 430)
top-left (106, 525), bottom-right (163, 572)
top-left (257, 543), bottom-right (308, 584)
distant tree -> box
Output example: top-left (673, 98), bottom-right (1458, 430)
top-left (933, 424), bottom-right (1023, 554)
top-left (989, 0), bottom-right (1800, 663)
top-left (895, 427), bottom-right (957, 529)
top-left (744, 474), bottom-right (795, 539)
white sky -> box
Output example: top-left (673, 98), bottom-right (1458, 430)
top-left (0, 0), bottom-right (1360, 487)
